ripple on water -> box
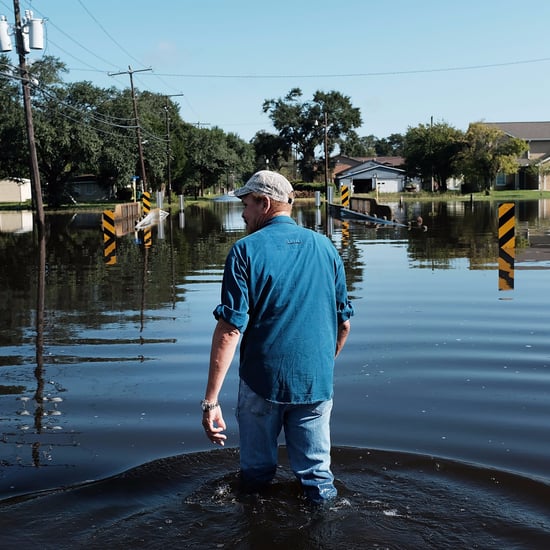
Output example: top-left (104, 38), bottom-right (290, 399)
top-left (1, 447), bottom-right (549, 549)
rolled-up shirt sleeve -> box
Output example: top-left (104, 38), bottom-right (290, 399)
top-left (335, 256), bottom-right (354, 325)
top-left (213, 244), bottom-right (249, 332)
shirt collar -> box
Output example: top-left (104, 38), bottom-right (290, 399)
top-left (264, 215), bottom-right (296, 227)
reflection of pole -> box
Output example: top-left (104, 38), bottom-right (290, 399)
top-left (32, 228), bottom-right (46, 465)
top-left (140, 243), bottom-right (149, 337)
top-left (13, 0), bottom-right (44, 232)
top-left (109, 66), bottom-right (151, 189)
top-left (169, 212), bottom-right (176, 309)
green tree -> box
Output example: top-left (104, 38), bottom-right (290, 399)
top-left (403, 121), bottom-right (464, 192)
top-left (32, 78), bottom-right (117, 205)
top-left (339, 132), bottom-right (376, 157)
top-left (23, 56), bottom-right (139, 204)
top-left (456, 122), bottom-right (528, 192)
top-left (181, 125), bottom-right (254, 196)
top-left (251, 131), bottom-right (291, 172)
top-left (0, 54), bottom-right (27, 178)
top-left (93, 89), bottom-right (138, 194)
top-left (135, 90), bottom-right (173, 190)
top-left (0, 54), bottom-right (259, 203)
top-left (225, 131), bottom-right (255, 186)
top-left (375, 133), bottom-right (405, 156)
top-left (262, 88), bottom-right (361, 182)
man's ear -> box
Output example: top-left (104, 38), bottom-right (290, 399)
top-left (262, 196), bottom-right (271, 212)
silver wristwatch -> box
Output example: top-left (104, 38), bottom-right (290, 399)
top-left (201, 399), bottom-right (219, 412)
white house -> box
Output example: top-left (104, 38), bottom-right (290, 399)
top-left (336, 160), bottom-right (416, 194)
top-left (0, 177), bottom-right (32, 203)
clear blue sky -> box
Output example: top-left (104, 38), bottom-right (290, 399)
top-left (3, 0), bottom-right (550, 142)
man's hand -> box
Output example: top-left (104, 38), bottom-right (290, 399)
top-left (202, 406), bottom-right (227, 446)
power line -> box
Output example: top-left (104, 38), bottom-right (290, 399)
top-left (74, 1), bottom-right (181, 95)
top-left (42, 37), bottom-right (111, 73)
top-left (75, 0), bottom-right (145, 69)
top-left (109, 66), bottom-right (152, 187)
top-left (150, 56), bottom-right (550, 79)
top-left (36, 87), bottom-right (138, 128)
top-left (29, 4), bottom-right (120, 70)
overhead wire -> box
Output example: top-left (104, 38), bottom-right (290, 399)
top-left (73, 0), bottom-right (183, 96)
top-left (75, 0), bottom-right (145, 69)
top-left (32, 83), bottom-right (170, 142)
top-left (11, 1), bottom-right (549, 137)
top-left (28, 4), bottom-right (120, 71)
top-left (0, 57), bottom-right (138, 125)
top-left (149, 56), bottom-right (550, 80)
top-left (37, 88), bottom-right (138, 129)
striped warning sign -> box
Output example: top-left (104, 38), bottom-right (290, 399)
top-left (142, 191), bottom-right (151, 215)
top-left (498, 203), bottom-right (515, 291)
top-left (143, 228), bottom-right (152, 248)
top-left (341, 220), bottom-right (350, 248)
top-left (102, 209), bottom-right (116, 265)
top-left (341, 185), bottom-right (350, 208)
top-left (498, 247), bottom-right (515, 291)
top-left (498, 203), bottom-right (515, 249)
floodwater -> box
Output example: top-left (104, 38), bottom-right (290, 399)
top-left (1, 198), bottom-right (549, 549)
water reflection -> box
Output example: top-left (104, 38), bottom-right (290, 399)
top-left (1, 198), bottom-right (550, 547)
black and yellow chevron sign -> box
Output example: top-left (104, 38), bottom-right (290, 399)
top-left (341, 220), bottom-right (350, 248)
top-left (498, 202), bottom-right (515, 249)
top-left (102, 209), bottom-right (116, 265)
top-left (143, 228), bottom-right (152, 248)
top-left (142, 191), bottom-right (151, 215)
top-left (498, 247), bottom-right (515, 291)
top-left (498, 203), bottom-right (515, 290)
top-left (341, 185), bottom-right (350, 208)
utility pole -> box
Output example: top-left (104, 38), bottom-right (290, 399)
top-left (430, 115), bottom-right (434, 193)
top-left (164, 94), bottom-right (184, 205)
top-left (323, 110), bottom-right (329, 202)
top-left (109, 66), bottom-right (151, 190)
top-left (12, 0), bottom-right (44, 232)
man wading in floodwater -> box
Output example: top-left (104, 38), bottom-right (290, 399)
top-left (201, 170), bottom-right (353, 504)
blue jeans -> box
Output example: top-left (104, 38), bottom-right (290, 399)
top-left (236, 379), bottom-right (337, 503)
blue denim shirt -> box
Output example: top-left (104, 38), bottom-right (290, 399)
top-left (214, 216), bottom-right (353, 403)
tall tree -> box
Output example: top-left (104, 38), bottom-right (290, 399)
top-left (32, 79), bottom-right (107, 205)
top-left (251, 131), bottom-right (291, 172)
top-left (339, 132), bottom-right (376, 157)
top-left (93, 88), bottom-right (138, 194)
top-left (403, 121), bottom-right (464, 191)
top-left (181, 126), bottom-right (254, 196)
top-left (375, 133), bottom-right (405, 156)
top-left (262, 88), bottom-right (361, 182)
top-left (456, 122), bottom-right (528, 192)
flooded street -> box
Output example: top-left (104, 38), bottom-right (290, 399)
top-left (1, 198), bottom-right (549, 548)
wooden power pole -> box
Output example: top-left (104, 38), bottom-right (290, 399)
top-left (13, 0), bottom-right (44, 232)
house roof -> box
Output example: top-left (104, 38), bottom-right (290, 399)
top-left (332, 155), bottom-right (404, 177)
top-left (483, 122), bottom-right (550, 141)
top-left (339, 160), bottom-right (405, 179)
top-left (333, 155), bottom-right (404, 166)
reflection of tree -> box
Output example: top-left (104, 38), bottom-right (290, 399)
top-left (406, 201), bottom-right (501, 267)
top-left (0, 201), bottom-right (534, 345)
